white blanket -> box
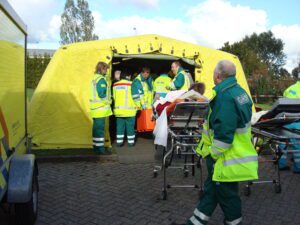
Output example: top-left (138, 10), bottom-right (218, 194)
top-left (153, 108), bottom-right (168, 147)
top-left (153, 90), bottom-right (208, 147)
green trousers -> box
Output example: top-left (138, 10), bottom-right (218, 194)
top-left (92, 117), bottom-right (105, 153)
top-left (187, 156), bottom-right (242, 225)
top-left (116, 117), bottom-right (136, 146)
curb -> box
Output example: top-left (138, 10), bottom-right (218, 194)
top-left (36, 154), bottom-right (118, 163)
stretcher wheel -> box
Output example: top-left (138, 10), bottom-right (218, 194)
top-left (184, 170), bottom-right (189, 177)
top-left (153, 171), bottom-right (158, 178)
top-left (274, 183), bottom-right (281, 193)
top-left (244, 186), bottom-right (251, 196)
top-left (162, 190), bottom-right (168, 200)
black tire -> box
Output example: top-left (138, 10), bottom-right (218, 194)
top-left (162, 190), bottom-right (168, 200)
top-left (184, 170), bottom-right (189, 177)
top-left (15, 169), bottom-right (38, 225)
top-left (274, 183), bottom-right (281, 194)
top-left (153, 171), bottom-right (158, 178)
top-left (244, 186), bottom-right (251, 197)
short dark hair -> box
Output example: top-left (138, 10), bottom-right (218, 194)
top-left (189, 82), bottom-right (205, 95)
top-left (172, 61), bottom-right (181, 67)
top-left (95, 61), bottom-right (108, 73)
top-left (120, 70), bottom-right (130, 79)
top-left (142, 67), bottom-right (150, 73)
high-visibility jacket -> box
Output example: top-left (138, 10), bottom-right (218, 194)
top-left (154, 74), bottom-right (171, 98)
top-left (169, 67), bottom-right (190, 91)
top-left (113, 79), bottom-right (137, 117)
top-left (133, 74), bottom-right (153, 109)
top-left (283, 81), bottom-right (300, 130)
top-left (197, 76), bottom-right (258, 182)
top-left (90, 73), bottom-right (112, 118)
top-left (283, 81), bottom-right (300, 98)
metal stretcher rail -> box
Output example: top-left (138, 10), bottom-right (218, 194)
top-left (153, 101), bottom-right (209, 200)
top-left (246, 98), bottom-right (300, 196)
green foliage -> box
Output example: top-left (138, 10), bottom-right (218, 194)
top-left (243, 31), bottom-right (286, 74)
top-left (60, 0), bottom-right (98, 45)
top-left (26, 53), bottom-right (51, 89)
top-left (220, 31), bottom-right (286, 77)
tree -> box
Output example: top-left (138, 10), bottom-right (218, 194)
top-left (60, 0), bottom-right (98, 45)
top-left (27, 53), bottom-right (51, 89)
top-left (243, 31), bottom-right (286, 74)
top-left (220, 31), bottom-right (286, 77)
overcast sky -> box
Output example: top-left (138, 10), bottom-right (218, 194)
top-left (7, 0), bottom-right (300, 71)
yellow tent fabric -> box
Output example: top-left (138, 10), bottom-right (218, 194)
top-left (28, 34), bottom-right (251, 149)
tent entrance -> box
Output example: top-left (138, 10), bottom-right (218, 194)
top-left (111, 54), bottom-right (196, 81)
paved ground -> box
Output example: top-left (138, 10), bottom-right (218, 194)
top-left (1, 141), bottom-right (300, 225)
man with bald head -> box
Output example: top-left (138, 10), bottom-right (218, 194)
top-left (185, 60), bottom-right (258, 225)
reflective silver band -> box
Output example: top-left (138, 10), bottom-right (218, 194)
top-left (211, 146), bottom-right (222, 155)
top-left (189, 216), bottom-right (204, 225)
top-left (226, 217), bottom-right (242, 225)
top-left (91, 106), bottom-right (111, 111)
top-left (127, 135), bottom-right (135, 139)
top-left (194, 209), bottom-right (210, 221)
top-left (236, 122), bottom-right (251, 134)
top-left (214, 139), bottom-right (231, 149)
top-left (93, 137), bottom-right (104, 141)
top-left (223, 156), bottom-right (257, 166)
top-left (93, 142), bottom-right (104, 146)
top-left (202, 129), bottom-right (209, 136)
top-left (115, 106), bottom-right (136, 110)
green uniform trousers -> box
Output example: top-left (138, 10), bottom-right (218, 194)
top-left (116, 117), bottom-right (136, 146)
top-left (187, 156), bottom-right (242, 225)
top-left (92, 117), bottom-right (106, 153)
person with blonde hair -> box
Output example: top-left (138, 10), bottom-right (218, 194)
top-left (90, 61), bottom-right (112, 154)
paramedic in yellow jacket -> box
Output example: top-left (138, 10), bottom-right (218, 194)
top-left (186, 60), bottom-right (258, 225)
top-left (132, 67), bottom-right (154, 109)
top-left (153, 72), bottom-right (172, 99)
top-left (113, 71), bottom-right (137, 147)
top-left (168, 61), bottom-right (190, 91)
top-left (90, 62), bottom-right (112, 155)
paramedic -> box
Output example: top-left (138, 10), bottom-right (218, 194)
top-left (278, 77), bottom-right (300, 173)
top-left (168, 61), bottom-right (190, 91)
top-left (186, 60), bottom-right (258, 225)
top-left (153, 72), bottom-right (172, 98)
top-left (132, 67), bottom-right (154, 109)
top-left (90, 62), bottom-right (112, 155)
top-left (113, 71), bottom-right (137, 147)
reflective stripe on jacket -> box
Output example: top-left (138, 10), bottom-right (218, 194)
top-left (197, 76), bottom-right (258, 182)
top-left (113, 79), bottom-right (137, 117)
top-left (90, 73), bottom-right (112, 118)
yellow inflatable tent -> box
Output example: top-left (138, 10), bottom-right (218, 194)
top-left (28, 34), bottom-right (251, 149)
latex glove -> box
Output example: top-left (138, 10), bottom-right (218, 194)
top-left (142, 104), bottom-right (146, 110)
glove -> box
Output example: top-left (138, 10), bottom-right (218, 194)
top-left (142, 104), bottom-right (146, 110)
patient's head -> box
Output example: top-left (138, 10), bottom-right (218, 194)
top-left (189, 82), bottom-right (205, 95)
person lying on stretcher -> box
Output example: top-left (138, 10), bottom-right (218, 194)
top-left (153, 82), bottom-right (208, 117)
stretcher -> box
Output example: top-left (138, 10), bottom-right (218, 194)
top-left (247, 98), bottom-right (300, 196)
top-left (153, 101), bottom-right (209, 200)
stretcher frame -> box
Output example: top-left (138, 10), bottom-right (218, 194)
top-left (247, 114), bottom-right (300, 196)
top-left (153, 101), bottom-right (209, 200)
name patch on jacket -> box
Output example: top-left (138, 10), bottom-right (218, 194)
top-left (115, 86), bottom-right (127, 90)
top-left (236, 93), bottom-right (249, 105)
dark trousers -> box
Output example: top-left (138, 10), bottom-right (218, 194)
top-left (186, 156), bottom-right (242, 225)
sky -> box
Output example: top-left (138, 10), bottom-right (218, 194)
top-left (7, 0), bottom-right (300, 72)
